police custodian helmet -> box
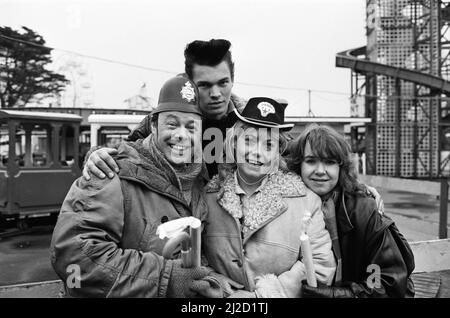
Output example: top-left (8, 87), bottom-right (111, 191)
top-left (152, 76), bottom-right (203, 117)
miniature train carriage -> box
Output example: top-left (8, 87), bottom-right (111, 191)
top-left (0, 110), bottom-right (82, 226)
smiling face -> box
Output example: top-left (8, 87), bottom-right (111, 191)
top-left (235, 126), bottom-right (279, 184)
top-left (151, 111), bottom-right (202, 167)
top-left (192, 61), bottom-right (233, 121)
top-left (300, 142), bottom-right (340, 196)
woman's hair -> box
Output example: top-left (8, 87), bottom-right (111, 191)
top-left (286, 123), bottom-right (365, 194)
top-left (224, 120), bottom-right (289, 171)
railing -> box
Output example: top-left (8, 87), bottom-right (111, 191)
top-left (359, 175), bottom-right (449, 239)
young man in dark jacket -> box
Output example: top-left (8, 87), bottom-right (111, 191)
top-left (83, 39), bottom-right (245, 179)
top-left (50, 76), bottom-right (224, 297)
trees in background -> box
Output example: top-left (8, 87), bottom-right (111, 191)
top-left (0, 26), bottom-right (68, 108)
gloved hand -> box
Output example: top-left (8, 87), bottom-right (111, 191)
top-left (208, 271), bottom-right (245, 297)
top-left (190, 276), bottom-right (224, 298)
top-left (166, 260), bottom-right (211, 298)
top-left (227, 290), bottom-right (257, 298)
top-left (190, 271), bottom-right (245, 298)
top-left (301, 280), bottom-right (355, 298)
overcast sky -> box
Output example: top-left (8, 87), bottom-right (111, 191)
top-left (1, 0), bottom-right (367, 116)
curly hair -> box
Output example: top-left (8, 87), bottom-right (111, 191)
top-left (286, 124), bottom-right (365, 194)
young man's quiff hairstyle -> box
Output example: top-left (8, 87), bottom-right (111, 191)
top-left (184, 39), bottom-right (235, 81)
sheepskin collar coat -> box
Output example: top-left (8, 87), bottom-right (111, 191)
top-left (202, 169), bottom-right (336, 297)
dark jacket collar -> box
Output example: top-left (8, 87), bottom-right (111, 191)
top-left (336, 191), bottom-right (355, 235)
top-left (202, 94), bottom-right (246, 131)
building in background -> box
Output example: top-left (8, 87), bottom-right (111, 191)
top-left (338, 0), bottom-right (450, 178)
top-left (123, 83), bottom-right (153, 111)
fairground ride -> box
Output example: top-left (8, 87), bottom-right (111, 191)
top-left (338, 0), bottom-right (450, 178)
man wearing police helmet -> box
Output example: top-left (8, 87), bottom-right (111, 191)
top-left (84, 39), bottom-right (244, 179)
top-left (51, 76), bottom-right (233, 297)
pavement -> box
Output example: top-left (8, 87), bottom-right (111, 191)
top-left (0, 225), bottom-right (58, 286)
top-left (0, 187), bottom-right (449, 287)
top-left (378, 188), bottom-right (449, 242)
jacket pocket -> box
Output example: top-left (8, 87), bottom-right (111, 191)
top-left (138, 218), bottom-right (167, 254)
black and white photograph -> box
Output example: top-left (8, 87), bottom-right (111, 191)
top-left (0, 0), bottom-right (449, 304)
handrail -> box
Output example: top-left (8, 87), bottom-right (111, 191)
top-left (336, 46), bottom-right (450, 94)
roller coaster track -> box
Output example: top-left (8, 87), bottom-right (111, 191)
top-left (336, 46), bottom-right (450, 94)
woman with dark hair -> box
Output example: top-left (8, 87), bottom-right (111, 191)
top-left (286, 124), bottom-right (415, 298)
top-left (199, 99), bottom-right (336, 298)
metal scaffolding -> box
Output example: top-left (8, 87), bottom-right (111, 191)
top-left (340, 0), bottom-right (450, 178)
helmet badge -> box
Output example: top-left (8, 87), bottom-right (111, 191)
top-left (180, 81), bottom-right (196, 102)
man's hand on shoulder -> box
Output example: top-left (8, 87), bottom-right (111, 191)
top-left (83, 147), bottom-right (119, 181)
top-left (364, 185), bottom-right (385, 215)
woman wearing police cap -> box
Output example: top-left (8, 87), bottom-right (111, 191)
top-left (194, 97), bottom-right (336, 298)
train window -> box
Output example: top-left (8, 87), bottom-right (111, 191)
top-left (79, 130), bottom-right (91, 145)
top-left (14, 126), bottom-right (25, 166)
top-left (98, 127), bottom-right (130, 148)
top-left (15, 124), bottom-right (51, 168)
top-left (59, 125), bottom-right (76, 167)
top-left (78, 130), bottom-right (91, 169)
top-left (0, 123), bottom-right (8, 167)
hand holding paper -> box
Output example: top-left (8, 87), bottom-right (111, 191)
top-left (157, 216), bottom-right (202, 268)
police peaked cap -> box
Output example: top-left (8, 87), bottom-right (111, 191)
top-left (234, 97), bottom-right (294, 130)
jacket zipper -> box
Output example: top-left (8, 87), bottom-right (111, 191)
top-left (234, 217), bottom-right (251, 289)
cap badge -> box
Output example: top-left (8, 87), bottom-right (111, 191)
top-left (180, 81), bottom-right (196, 102)
top-left (257, 102), bottom-right (275, 117)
